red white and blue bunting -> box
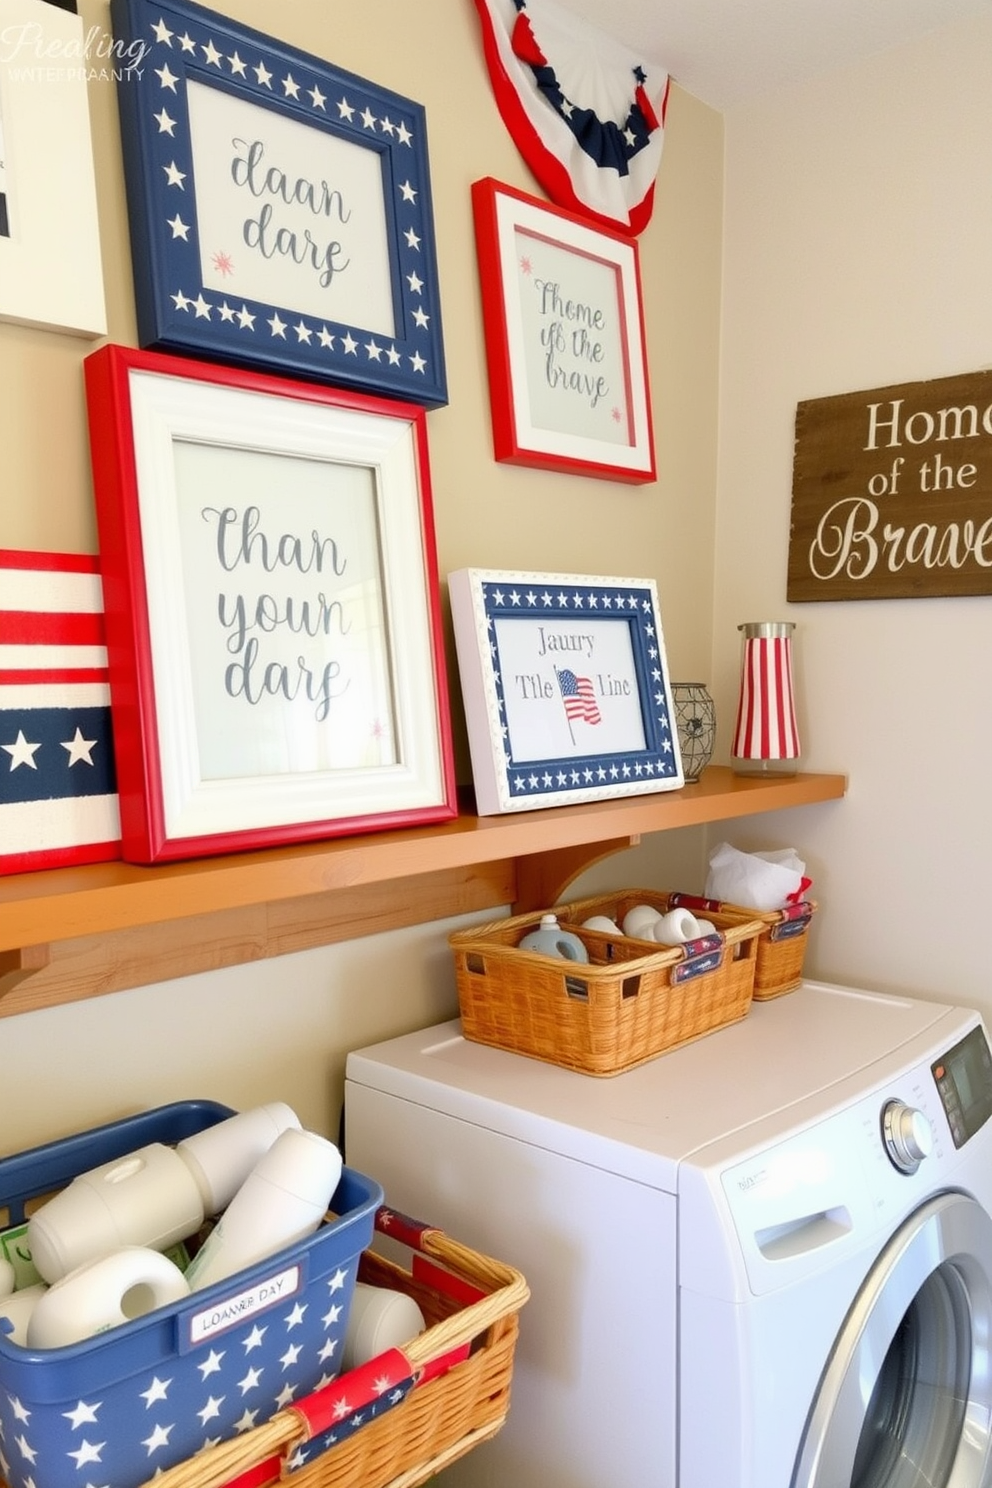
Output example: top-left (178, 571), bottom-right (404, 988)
top-left (473, 0), bottom-right (670, 235)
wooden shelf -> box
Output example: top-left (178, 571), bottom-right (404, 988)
top-left (0, 767), bottom-right (845, 1018)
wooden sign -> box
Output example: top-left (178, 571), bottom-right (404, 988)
top-left (788, 368), bottom-right (992, 601)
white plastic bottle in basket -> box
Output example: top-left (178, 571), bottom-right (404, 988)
top-left (184, 1128), bottom-right (343, 1291)
top-left (341, 1282), bottom-right (426, 1369)
top-left (27, 1103), bottom-right (301, 1283)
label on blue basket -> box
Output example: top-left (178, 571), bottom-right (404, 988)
top-left (183, 1260), bottom-right (306, 1349)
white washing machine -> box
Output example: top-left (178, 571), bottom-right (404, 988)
top-left (344, 980), bottom-right (992, 1488)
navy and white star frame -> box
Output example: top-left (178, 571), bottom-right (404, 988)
top-left (449, 568), bottom-right (684, 815)
top-left (110, 0), bottom-right (447, 406)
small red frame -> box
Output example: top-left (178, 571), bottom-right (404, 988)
top-left (472, 177), bottom-right (656, 484)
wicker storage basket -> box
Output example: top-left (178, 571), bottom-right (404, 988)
top-left (450, 900), bottom-right (763, 1076)
top-left (701, 897), bottom-right (815, 998)
top-left (0, 1208), bottom-right (528, 1488)
top-left (166, 1208), bottom-right (522, 1488)
top-left (565, 887), bottom-right (816, 1000)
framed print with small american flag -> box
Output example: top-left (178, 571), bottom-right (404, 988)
top-left (0, 549), bottom-right (121, 874)
top-left (448, 568), bottom-right (683, 815)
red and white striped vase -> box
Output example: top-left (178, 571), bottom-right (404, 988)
top-left (731, 621), bottom-right (801, 776)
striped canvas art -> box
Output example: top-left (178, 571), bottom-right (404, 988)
top-left (0, 549), bottom-right (121, 873)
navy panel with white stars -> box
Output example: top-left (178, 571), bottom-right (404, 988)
top-left (0, 1166), bottom-right (381, 1488)
top-left (285, 1363), bottom-right (415, 1474)
top-left (110, 0), bottom-right (447, 405)
top-left (0, 708), bottom-right (115, 807)
top-left (480, 575), bottom-right (680, 806)
top-left (0, 550), bottom-right (121, 874)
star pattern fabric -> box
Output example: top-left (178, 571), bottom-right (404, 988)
top-left (0, 1261), bottom-right (366, 1488)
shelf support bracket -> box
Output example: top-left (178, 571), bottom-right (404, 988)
top-left (513, 836), bottom-right (640, 914)
top-left (0, 944), bottom-right (51, 1002)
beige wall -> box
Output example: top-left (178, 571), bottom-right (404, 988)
top-left (1, 0), bottom-right (723, 1150)
top-left (714, 11), bottom-right (992, 1007)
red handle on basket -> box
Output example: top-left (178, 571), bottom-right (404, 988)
top-left (294, 1349), bottom-right (415, 1436)
top-left (374, 1204), bottom-right (435, 1249)
top-left (669, 891), bottom-right (722, 913)
top-left (223, 1354), bottom-right (418, 1488)
top-left (374, 1206), bottom-right (479, 1367)
top-left (672, 889), bottom-right (814, 929)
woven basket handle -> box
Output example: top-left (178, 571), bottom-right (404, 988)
top-left (379, 1210), bottom-right (529, 1367)
top-left (138, 1208), bottom-right (528, 1488)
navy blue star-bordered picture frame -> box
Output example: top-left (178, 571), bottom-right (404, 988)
top-left (110, 0), bottom-right (447, 405)
top-left (449, 569), bottom-right (684, 814)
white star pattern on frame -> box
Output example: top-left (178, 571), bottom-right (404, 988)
top-left (449, 568), bottom-right (684, 814)
top-left (111, 0), bottom-right (447, 405)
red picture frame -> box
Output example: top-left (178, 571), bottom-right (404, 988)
top-left (472, 177), bottom-right (656, 484)
top-left (84, 345), bottom-right (457, 864)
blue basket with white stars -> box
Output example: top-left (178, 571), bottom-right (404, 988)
top-left (0, 1101), bottom-right (381, 1488)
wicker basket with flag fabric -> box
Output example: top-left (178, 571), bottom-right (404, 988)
top-left (0, 1208), bottom-right (527, 1488)
top-left (563, 887), bottom-right (816, 1002)
top-left (450, 900), bottom-right (763, 1074)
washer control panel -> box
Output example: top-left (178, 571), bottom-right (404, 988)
top-left (931, 1022), bottom-right (992, 1149)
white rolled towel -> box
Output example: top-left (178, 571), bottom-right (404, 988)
top-left (622, 904), bottom-right (662, 938)
top-left (27, 1247), bottom-right (189, 1348)
top-left (581, 915), bottom-right (622, 935)
top-left (653, 909), bottom-right (702, 944)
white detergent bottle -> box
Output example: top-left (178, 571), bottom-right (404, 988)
top-left (341, 1283), bottom-right (426, 1370)
top-left (184, 1128), bottom-right (343, 1292)
top-left (27, 1103), bottom-right (300, 1283)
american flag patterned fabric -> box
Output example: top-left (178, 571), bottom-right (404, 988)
top-left (473, 0), bottom-right (669, 235)
top-left (282, 1352), bottom-right (415, 1475)
top-left (0, 550), bottom-right (120, 872)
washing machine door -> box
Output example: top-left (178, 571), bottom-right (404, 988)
top-left (792, 1190), bottom-right (992, 1488)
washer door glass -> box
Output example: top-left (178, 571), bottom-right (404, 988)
top-left (792, 1191), bottom-right (992, 1488)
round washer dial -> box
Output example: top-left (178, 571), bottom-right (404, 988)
top-left (881, 1099), bottom-right (933, 1174)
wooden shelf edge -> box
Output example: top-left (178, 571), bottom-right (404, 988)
top-left (0, 862), bottom-right (517, 1020)
top-left (0, 767), bottom-right (846, 1018)
top-left (0, 769), bottom-right (846, 947)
